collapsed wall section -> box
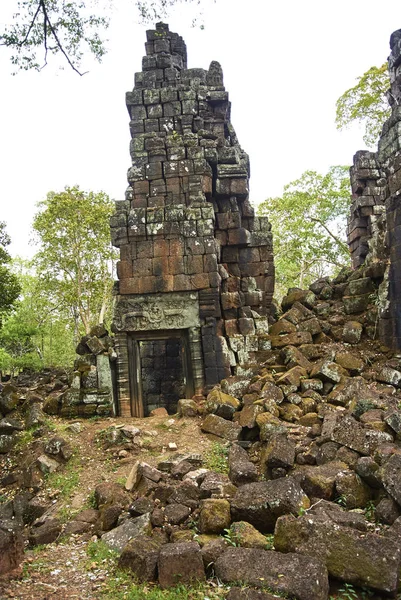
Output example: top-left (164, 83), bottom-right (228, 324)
top-left (347, 29), bottom-right (401, 350)
top-left (110, 23), bottom-right (274, 417)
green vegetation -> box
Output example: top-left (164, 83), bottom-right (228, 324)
top-left (336, 63), bottom-right (390, 148)
top-left (258, 166), bottom-right (351, 299)
top-left (32, 186), bottom-right (117, 337)
top-left (204, 442), bottom-right (229, 473)
top-left (0, 0), bottom-right (203, 74)
top-left (85, 540), bottom-right (228, 599)
top-left (45, 452), bottom-right (81, 500)
top-left (0, 221), bottom-right (21, 330)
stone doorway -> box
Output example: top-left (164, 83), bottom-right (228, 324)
top-left (128, 330), bottom-right (194, 417)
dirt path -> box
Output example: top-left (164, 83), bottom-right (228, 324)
top-left (0, 414), bottom-right (217, 600)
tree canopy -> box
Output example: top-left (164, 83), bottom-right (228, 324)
top-left (335, 63), bottom-right (390, 148)
top-left (0, 0), bottom-right (202, 74)
top-left (0, 221), bottom-right (21, 327)
top-left (258, 166), bottom-right (351, 299)
top-left (32, 186), bottom-right (117, 337)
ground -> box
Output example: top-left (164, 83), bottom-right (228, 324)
top-left (0, 413), bottom-right (230, 600)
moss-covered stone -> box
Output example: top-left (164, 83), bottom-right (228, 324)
top-left (198, 498), bottom-right (231, 534)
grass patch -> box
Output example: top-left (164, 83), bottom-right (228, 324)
top-left (45, 452), bottom-right (81, 500)
top-left (85, 541), bottom-right (228, 599)
top-left (204, 442), bottom-right (229, 473)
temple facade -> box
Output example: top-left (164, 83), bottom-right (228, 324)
top-left (110, 23), bottom-right (274, 417)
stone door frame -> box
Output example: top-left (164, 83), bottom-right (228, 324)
top-left (127, 329), bottom-right (195, 417)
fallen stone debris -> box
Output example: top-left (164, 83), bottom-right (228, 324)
top-left (2, 261), bottom-right (401, 599)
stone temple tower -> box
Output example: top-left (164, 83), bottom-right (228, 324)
top-left (110, 23), bottom-right (274, 417)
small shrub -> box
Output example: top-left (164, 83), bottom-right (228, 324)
top-left (204, 442), bottom-right (229, 473)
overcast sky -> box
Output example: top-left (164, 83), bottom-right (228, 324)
top-left (0, 0), bottom-right (399, 258)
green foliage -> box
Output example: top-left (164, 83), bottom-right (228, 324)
top-left (335, 63), bottom-right (390, 148)
top-left (0, 0), bottom-right (205, 74)
top-left (0, 258), bottom-right (76, 373)
top-left (364, 500), bottom-right (376, 523)
top-left (0, 222), bottom-right (21, 328)
top-left (258, 166), bottom-right (351, 299)
top-left (32, 186), bottom-right (117, 338)
top-left (45, 452), bottom-right (81, 500)
top-left (0, 0), bottom-right (109, 75)
top-left (86, 540), bottom-right (228, 599)
top-left (330, 583), bottom-right (358, 600)
top-left (204, 442), bottom-right (229, 473)
top-left (223, 527), bottom-right (239, 547)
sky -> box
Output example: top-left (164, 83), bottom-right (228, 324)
top-left (0, 0), bottom-right (399, 258)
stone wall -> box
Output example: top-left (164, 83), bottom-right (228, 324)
top-left (347, 29), bottom-right (401, 350)
top-left (110, 23), bottom-right (274, 417)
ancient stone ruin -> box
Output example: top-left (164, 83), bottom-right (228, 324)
top-left (347, 29), bottom-right (401, 350)
top-left (110, 23), bottom-right (274, 417)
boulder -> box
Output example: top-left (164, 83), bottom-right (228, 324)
top-left (295, 461), bottom-right (348, 500)
top-left (230, 521), bottom-right (269, 549)
top-left (275, 513), bottom-right (401, 595)
top-left (198, 498), bottom-right (231, 534)
top-left (201, 413), bottom-right (242, 441)
top-left (158, 542), bottom-right (205, 588)
top-left (226, 589), bottom-right (283, 600)
top-left (205, 388), bottom-right (240, 420)
top-left (228, 444), bottom-right (258, 487)
top-left (177, 399), bottom-right (198, 417)
top-left (164, 503), bottom-right (191, 525)
top-left (101, 513), bottom-right (152, 553)
top-left (381, 453), bottom-right (401, 507)
top-left (215, 547), bottom-right (328, 600)
top-left (230, 478), bottom-right (310, 533)
top-left (0, 520), bottom-right (24, 574)
top-left (260, 434), bottom-right (295, 471)
top-left (29, 516), bottom-right (62, 546)
top-left (335, 470), bottom-right (372, 509)
top-left (118, 534), bottom-right (163, 581)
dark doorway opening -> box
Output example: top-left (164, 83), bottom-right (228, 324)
top-left (128, 330), bottom-right (194, 417)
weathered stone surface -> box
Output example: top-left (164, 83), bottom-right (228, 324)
top-left (335, 470), bottom-right (372, 508)
top-left (230, 521), bottom-right (269, 549)
top-left (215, 548), bottom-right (328, 600)
top-left (226, 589), bottom-right (281, 600)
top-left (95, 482), bottom-right (130, 508)
top-left (101, 513), bottom-right (152, 553)
top-left (0, 520), bottom-right (24, 574)
top-left (0, 434), bottom-right (16, 453)
top-left (29, 517), bottom-right (62, 546)
top-left (274, 513), bottom-right (401, 594)
top-left (201, 413), bottom-right (242, 441)
top-left (205, 388), bottom-right (240, 419)
top-left (164, 503), bottom-right (191, 525)
top-left (230, 479), bottom-right (310, 533)
top-left (381, 453), bottom-right (401, 506)
top-left (260, 434), bottom-right (295, 471)
top-left (310, 359), bottom-right (344, 383)
top-left (296, 461), bottom-right (348, 500)
top-left (177, 399), bottom-right (198, 417)
top-left (158, 542), bottom-right (206, 588)
top-left (198, 498), bottom-right (231, 534)
top-left (228, 443), bottom-right (258, 487)
top-left (118, 534), bottom-right (163, 581)
top-left (342, 321), bottom-right (363, 344)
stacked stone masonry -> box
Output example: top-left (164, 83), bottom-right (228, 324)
top-left (110, 23), bottom-right (274, 417)
top-left (347, 151), bottom-right (386, 268)
top-left (348, 29), bottom-right (401, 349)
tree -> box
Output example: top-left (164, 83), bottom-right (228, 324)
top-left (0, 0), bottom-right (202, 75)
top-left (32, 186), bottom-right (117, 339)
top-left (258, 166), bottom-right (351, 299)
top-left (0, 258), bottom-right (76, 374)
top-left (335, 63), bottom-right (390, 148)
top-left (0, 221), bottom-right (21, 327)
